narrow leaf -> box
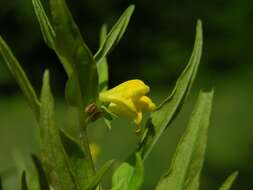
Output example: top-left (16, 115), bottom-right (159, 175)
top-left (94, 5), bottom-right (135, 64)
top-left (32, 0), bottom-right (56, 49)
top-left (104, 118), bottom-right (112, 130)
top-left (97, 24), bottom-right (109, 92)
top-left (218, 172), bottom-right (238, 190)
top-left (110, 180), bottom-right (125, 190)
top-left (64, 43), bottom-right (98, 107)
top-left (128, 153), bottom-right (144, 190)
top-left (112, 153), bottom-right (144, 190)
top-left (27, 172), bottom-right (40, 190)
top-left (40, 70), bottom-right (81, 190)
top-left (49, 0), bottom-right (76, 76)
top-left (185, 99), bottom-right (213, 190)
top-left (112, 163), bottom-right (133, 190)
top-left (85, 160), bottom-right (114, 190)
top-left (155, 90), bottom-right (214, 190)
top-left (49, 0), bottom-right (98, 106)
top-left (21, 171), bottom-right (29, 190)
top-left (138, 20), bottom-right (203, 160)
top-left (31, 155), bottom-right (50, 190)
top-left (0, 37), bottom-right (40, 120)
top-left (59, 129), bottom-right (93, 189)
top-left (65, 73), bottom-right (80, 106)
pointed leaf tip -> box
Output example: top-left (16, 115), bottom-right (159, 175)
top-left (32, 0), bottom-right (56, 49)
top-left (155, 90), bottom-right (213, 190)
top-left (197, 19), bottom-right (202, 28)
top-left (43, 69), bottom-right (50, 82)
top-left (0, 36), bottom-right (40, 120)
top-left (128, 4), bottom-right (135, 12)
top-left (219, 171), bottom-right (238, 190)
top-left (138, 19), bottom-right (204, 160)
top-left (94, 4), bottom-right (135, 63)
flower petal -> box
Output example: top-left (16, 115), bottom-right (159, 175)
top-left (108, 102), bottom-right (137, 120)
top-left (134, 111), bottom-right (142, 126)
top-left (99, 79), bottom-right (149, 101)
top-left (136, 96), bottom-right (156, 112)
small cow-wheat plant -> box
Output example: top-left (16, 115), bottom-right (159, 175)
top-left (0, 0), bottom-right (238, 189)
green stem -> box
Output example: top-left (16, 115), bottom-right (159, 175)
top-left (79, 110), bottom-right (96, 178)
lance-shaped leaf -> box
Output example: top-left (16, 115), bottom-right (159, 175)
top-left (48, 0), bottom-right (98, 106)
top-left (59, 129), bottom-right (95, 189)
top-left (22, 157), bottom-right (50, 190)
top-left (21, 172), bottom-right (29, 190)
top-left (0, 37), bottom-right (40, 120)
top-left (40, 70), bottom-right (83, 190)
top-left (64, 47), bottom-right (98, 108)
top-left (31, 155), bottom-right (50, 190)
top-left (64, 40), bottom-right (98, 108)
top-left (97, 24), bottom-right (109, 92)
top-left (138, 20), bottom-right (203, 160)
top-left (85, 160), bottom-right (114, 190)
top-left (218, 172), bottom-right (238, 190)
top-left (155, 90), bottom-right (213, 190)
top-left (32, 0), bottom-right (56, 49)
top-left (111, 153), bottom-right (144, 190)
top-left (25, 156), bottom-right (51, 190)
top-left (94, 5), bottom-right (135, 64)
top-left (27, 171), bottom-right (40, 190)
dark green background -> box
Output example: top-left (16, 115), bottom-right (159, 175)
top-left (0, 0), bottom-right (253, 189)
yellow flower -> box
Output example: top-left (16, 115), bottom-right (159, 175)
top-left (99, 80), bottom-right (156, 131)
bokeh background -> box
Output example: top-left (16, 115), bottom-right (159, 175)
top-left (0, 0), bottom-right (253, 189)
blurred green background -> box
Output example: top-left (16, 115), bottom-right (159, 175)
top-left (0, 0), bottom-right (253, 189)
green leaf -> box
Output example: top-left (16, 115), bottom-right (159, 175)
top-left (101, 105), bottom-right (119, 120)
top-left (85, 160), bottom-right (114, 190)
top-left (138, 20), bottom-right (203, 160)
top-left (111, 153), bottom-right (144, 190)
top-left (65, 73), bottom-right (80, 106)
top-left (218, 172), bottom-right (238, 190)
top-left (104, 118), bottom-right (112, 130)
top-left (110, 180), bottom-right (125, 190)
top-left (59, 129), bottom-right (93, 189)
top-left (48, 0), bottom-right (98, 106)
top-left (100, 104), bottom-right (118, 130)
top-left (0, 37), bottom-right (40, 120)
top-left (32, 0), bottom-right (56, 49)
top-left (181, 93), bottom-right (213, 190)
top-left (97, 25), bottom-right (109, 92)
top-left (155, 90), bottom-right (214, 190)
top-left (64, 43), bottom-right (98, 107)
top-left (40, 70), bottom-right (83, 190)
top-left (25, 156), bottom-right (50, 190)
top-left (31, 155), bottom-right (50, 190)
top-left (48, 0), bottom-right (76, 76)
top-left (27, 172), bottom-right (39, 190)
top-left (94, 5), bottom-right (135, 64)
top-left (21, 172), bottom-right (29, 190)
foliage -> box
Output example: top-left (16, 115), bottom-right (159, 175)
top-left (0, 0), bottom-right (238, 189)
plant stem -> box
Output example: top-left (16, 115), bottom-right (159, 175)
top-left (79, 109), bottom-right (96, 178)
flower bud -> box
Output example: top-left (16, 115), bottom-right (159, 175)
top-left (84, 103), bottom-right (102, 122)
